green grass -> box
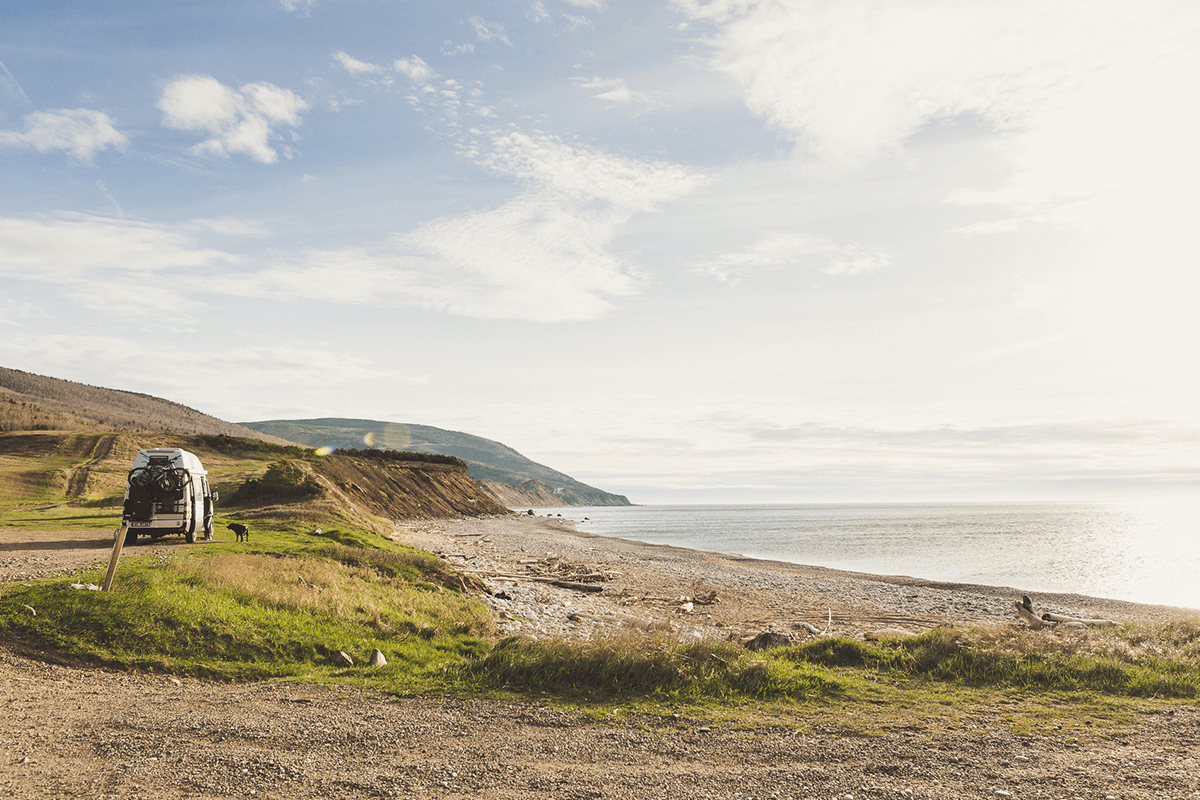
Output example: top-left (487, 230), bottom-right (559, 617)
top-left (782, 625), bottom-right (1200, 698)
top-left (0, 505), bottom-right (121, 531)
top-left (467, 634), bottom-right (844, 702)
top-left (3, 517), bottom-right (1199, 718)
top-left (0, 528), bottom-right (494, 691)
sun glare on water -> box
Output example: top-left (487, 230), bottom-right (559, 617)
top-left (1123, 497), bottom-right (1200, 551)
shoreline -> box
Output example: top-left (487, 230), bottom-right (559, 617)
top-left (395, 514), bottom-right (1198, 643)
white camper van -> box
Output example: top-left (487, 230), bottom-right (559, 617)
top-left (121, 448), bottom-right (218, 545)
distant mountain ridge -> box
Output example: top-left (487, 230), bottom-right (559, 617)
top-left (240, 418), bottom-right (631, 508)
top-left (0, 366), bottom-right (293, 445)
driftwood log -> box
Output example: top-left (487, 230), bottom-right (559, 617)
top-left (1014, 595), bottom-right (1116, 630)
top-left (460, 569), bottom-right (606, 593)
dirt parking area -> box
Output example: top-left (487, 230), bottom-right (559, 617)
top-left (0, 527), bottom-right (120, 583)
top-left (3, 644), bottom-right (1199, 800)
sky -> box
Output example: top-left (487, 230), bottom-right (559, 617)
top-left (2, 0), bottom-right (1198, 504)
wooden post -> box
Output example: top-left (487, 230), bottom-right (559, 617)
top-left (102, 524), bottom-right (129, 592)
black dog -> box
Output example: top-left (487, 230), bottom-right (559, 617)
top-left (227, 522), bottom-right (249, 542)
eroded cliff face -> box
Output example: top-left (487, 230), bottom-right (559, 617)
top-left (308, 456), bottom-right (510, 520)
top-left (474, 478), bottom-right (567, 509)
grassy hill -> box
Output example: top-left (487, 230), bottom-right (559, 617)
top-left (241, 418), bottom-right (632, 508)
top-left (0, 430), bottom-right (509, 536)
top-left (0, 366), bottom-right (294, 444)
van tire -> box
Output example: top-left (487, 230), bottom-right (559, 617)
top-left (124, 527), bottom-right (138, 546)
top-left (185, 529), bottom-right (196, 544)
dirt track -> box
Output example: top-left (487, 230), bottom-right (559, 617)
top-left (1, 526), bottom-right (122, 583)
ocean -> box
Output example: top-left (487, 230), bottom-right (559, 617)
top-left (530, 501), bottom-right (1200, 610)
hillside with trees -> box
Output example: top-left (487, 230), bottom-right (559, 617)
top-left (0, 367), bottom-right (294, 444)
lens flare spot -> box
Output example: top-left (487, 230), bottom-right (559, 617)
top-left (363, 432), bottom-right (376, 447)
top-left (314, 446), bottom-right (333, 456)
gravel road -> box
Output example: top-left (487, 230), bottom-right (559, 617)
top-left (3, 642), bottom-right (1198, 800)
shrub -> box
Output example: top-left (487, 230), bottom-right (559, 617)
top-left (229, 460), bottom-right (324, 504)
top-left (466, 634), bottom-right (844, 701)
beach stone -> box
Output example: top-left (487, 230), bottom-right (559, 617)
top-left (369, 649), bottom-right (387, 667)
top-left (331, 650), bottom-right (353, 667)
top-left (744, 631), bottom-right (791, 651)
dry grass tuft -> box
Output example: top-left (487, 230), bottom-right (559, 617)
top-left (173, 553), bottom-right (495, 637)
top-left (953, 619), bottom-right (1200, 666)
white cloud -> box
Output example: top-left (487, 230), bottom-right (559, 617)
top-left (674, 0), bottom-right (1200, 372)
top-left (182, 216), bottom-right (271, 237)
top-left (950, 219), bottom-right (1021, 237)
top-left (571, 76), bottom-right (657, 105)
top-left (0, 213), bottom-right (230, 279)
top-left (332, 51), bottom-right (383, 75)
top-left (0, 297), bottom-right (50, 326)
top-left (215, 131), bottom-right (708, 321)
top-left (95, 180), bottom-right (123, 217)
top-left (476, 130), bottom-right (707, 212)
top-left (562, 14), bottom-right (595, 31)
top-left (393, 56), bottom-right (435, 84)
top-left (0, 213), bottom-right (250, 317)
top-left (0, 108), bottom-right (128, 161)
top-left (691, 232), bottom-right (889, 282)
top-left (959, 330), bottom-right (1086, 367)
top-left (0, 126), bottom-right (705, 324)
top-left (1013, 283), bottom-right (1064, 310)
top-left (441, 40), bottom-right (476, 57)
top-left (674, 0), bottom-right (1200, 171)
top-left (468, 17), bottom-right (512, 45)
top-left (0, 334), bottom-right (418, 401)
top-left (278, 0), bottom-right (314, 13)
top-left (0, 59), bottom-right (33, 113)
top-left (395, 195), bottom-right (637, 319)
top-left (158, 75), bottom-right (307, 164)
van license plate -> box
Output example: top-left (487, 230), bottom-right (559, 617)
top-left (129, 521), bottom-right (151, 527)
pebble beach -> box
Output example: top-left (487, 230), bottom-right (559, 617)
top-left (394, 513), bottom-right (1199, 644)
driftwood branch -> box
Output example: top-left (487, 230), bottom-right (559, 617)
top-left (1015, 595), bottom-right (1116, 630)
top-left (458, 569), bottom-right (605, 593)
top-left (550, 580), bottom-right (605, 593)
